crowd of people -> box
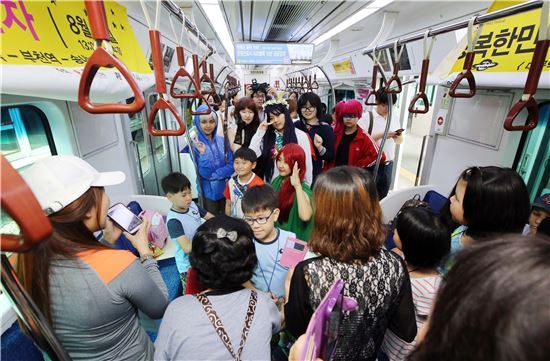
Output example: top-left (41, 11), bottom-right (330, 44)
top-left (14, 84), bottom-right (550, 361)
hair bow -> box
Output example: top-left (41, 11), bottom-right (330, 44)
top-left (216, 228), bottom-right (238, 242)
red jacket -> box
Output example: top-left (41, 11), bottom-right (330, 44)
top-left (324, 126), bottom-right (385, 170)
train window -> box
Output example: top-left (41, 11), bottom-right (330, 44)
top-left (1, 105), bottom-right (56, 234)
top-left (129, 112), bottom-right (151, 175)
top-left (335, 89), bottom-right (356, 102)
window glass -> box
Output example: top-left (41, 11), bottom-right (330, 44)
top-left (129, 111), bottom-right (150, 175)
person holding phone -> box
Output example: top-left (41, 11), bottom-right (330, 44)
top-left (285, 166), bottom-right (416, 361)
top-left (19, 155), bottom-right (169, 361)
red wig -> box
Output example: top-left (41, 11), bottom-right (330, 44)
top-left (334, 99), bottom-right (363, 134)
top-left (276, 143), bottom-right (306, 223)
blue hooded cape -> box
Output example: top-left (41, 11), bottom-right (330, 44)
top-left (192, 104), bottom-right (234, 201)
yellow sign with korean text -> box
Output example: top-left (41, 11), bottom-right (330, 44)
top-left (0, 0), bottom-right (151, 73)
top-left (450, 0), bottom-right (550, 73)
top-left (332, 58), bottom-right (356, 75)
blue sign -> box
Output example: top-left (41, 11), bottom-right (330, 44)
top-left (235, 43), bottom-right (314, 65)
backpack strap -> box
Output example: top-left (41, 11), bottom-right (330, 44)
top-left (368, 111), bottom-right (374, 135)
top-left (195, 290), bottom-right (257, 361)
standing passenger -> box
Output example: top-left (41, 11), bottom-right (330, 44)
top-left (155, 216), bottom-right (280, 360)
top-left (366, 89), bottom-right (403, 198)
top-left (192, 104), bottom-right (235, 215)
top-left (270, 144), bottom-right (314, 242)
top-left (228, 97), bottom-right (261, 152)
top-left (285, 166), bottom-right (416, 361)
top-left (295, 92), bottom-right (335, 183)
top-left (249, 99), bottom-right (313, 185)
top-left (19, 155), bottom-right (169, 360)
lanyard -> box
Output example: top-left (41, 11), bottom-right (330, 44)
top-left (258, 230), bottom-right (280, 294)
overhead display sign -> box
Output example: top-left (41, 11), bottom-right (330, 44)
top-left (235, 42), bottom-right (314, 65)
top-left (0, 0), bottom-right (154, 102)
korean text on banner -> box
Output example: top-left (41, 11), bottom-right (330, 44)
top-left (0, 0), bottom-right (150, 72)
top-left (450, 0), bottom-right (550, 74)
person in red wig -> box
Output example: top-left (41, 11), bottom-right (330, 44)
top-left (270, 143), bottom-right (314, 241)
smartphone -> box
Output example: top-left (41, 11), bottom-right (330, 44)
top-left (280, 237), bottom-right (308, 268)
top-left (395, 128), bottom-right (405, 134)
top-left (107, 203), bottom-right (143, 235)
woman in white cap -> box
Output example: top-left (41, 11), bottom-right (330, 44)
top-left (18, 155), bottom-right (169, 361)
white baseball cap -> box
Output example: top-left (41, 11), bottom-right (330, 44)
top-left (22, 155), bottom-right (125, 215)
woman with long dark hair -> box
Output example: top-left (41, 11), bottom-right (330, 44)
top-left (18, 155), bottom-right (168, 360)
top-left (285, 166), bottom-right (416, 361)
top-left (249, 99), bottom-right (313, 185)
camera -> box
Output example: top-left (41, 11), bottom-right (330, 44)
top-left (251, 79), bottom-right (269, 93)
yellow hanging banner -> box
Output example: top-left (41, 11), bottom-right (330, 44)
top-left (0, 0), bottom-right (151, 74)
top-left (450, 0), bottom-right (550, 73)
top-left (332, 58), bottom-right (357, 75)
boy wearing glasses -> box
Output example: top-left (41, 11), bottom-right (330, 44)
top-left (242, 185), bottom-right (295, 302)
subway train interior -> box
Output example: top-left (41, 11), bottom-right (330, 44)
top-left (1, 0), bottom-right (549, 360)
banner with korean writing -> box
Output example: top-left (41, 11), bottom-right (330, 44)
top-left (332, 58), bottom-right (356, 75)
top-left (0, 0), bottom-right (154, 102)
top-left (443, 0), bottom-right (549, 88)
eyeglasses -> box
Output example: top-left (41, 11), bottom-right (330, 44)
top-left (301, 106), bottom-right (316, 112)
top-left (342, 114), bottom-right (357, 119)
top-left (243, 209), bottom-right (275, 225)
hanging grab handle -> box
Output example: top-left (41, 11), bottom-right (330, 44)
top-left (449, 17), bottom-right (482, 98)
top-left (189, 54), bottom-right (212, 116)
top-left (1, 156), bottom-right (53, 252)
top-left (504, 1), bottom-right (549, 131)
top-left (200, 61), bottom-right (216, 95)
top-left (409, 31), bottom-right (436, 114)
top-left (147, 29), bottom-right (186, 136)
top-left (385, 41), bottom-right (404, 94)
top-left (78, 1), bottom-right (145, 114)
top-left (365, 50), bottom-right (380, 106)
top-left (311, 74), bottom-right (319, 90)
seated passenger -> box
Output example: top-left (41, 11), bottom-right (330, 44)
top-left (224, 147), bottom-right (264, 219)
top-left (295, 92), bottom-right (335, 183)
top-left (381, 208), bottom-right (450, 360)
top-left (285, 166), bottom-right (416, 361)
top-left (249, 98), bottom-right (313, 185)
top-left (449, 166), bottom-right (530, 252)
top-left (409, 235), bottom-right (550, 361)
top-left (192, 104), bottom-right (235, 215)
top-left (227, 96), bottom-right (261, 152)
top-left (271, 144), bottom-right (314, 241)
top-left (524, 192), bottom-right (550, 236)
top-left (162, 172), bottom-right (214, 291)
top-left (155, 216), bottom-right (280, 360)
top-left (19, 155), bottom-right (169, 360)
top-left (324, 100), bottom-right (386, 195)
top-left (242, 184), bottom-right (295, 300)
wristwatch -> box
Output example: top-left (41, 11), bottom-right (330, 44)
top-left (140, 253), bottom-right (155, 263)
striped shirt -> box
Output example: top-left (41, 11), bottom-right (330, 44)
top-left (381, 275), bottom-right (442, 360)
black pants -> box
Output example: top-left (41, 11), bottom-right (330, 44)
top-left (203, 198), bottom-right (225, 215)
top-left (366, 163), bottom-right (390, 200)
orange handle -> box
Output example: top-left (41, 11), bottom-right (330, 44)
top-left (85, 0), bottom-right (110, 41)
top-left (409, 59), bottom-right (430, 114)
top-left (147, 97), bottom-right (186, 136)
top-left (385, 62), bottom-right (402, 94)
top-left (449, 52), bottom-right (476, 98)
top-left (1, 156), bottom-right (53, 252)
top-left (78, 47), bottom-right (145, 114)
top-left (170, 48), bottom-right (203, 99)
top-left (200, 64), bottom-right (216, 95)
top-left (503, 39), bottom-right (549, 131)
top-left (149, 30), bottom-right (166, 94)
top-left (176, 46), bottom-right (185, 67)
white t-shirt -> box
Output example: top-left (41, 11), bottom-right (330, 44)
top-left (359, 109), bottom-right (400, 161)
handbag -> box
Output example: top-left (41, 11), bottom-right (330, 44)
top-left (389, 194), bottom-right (429, 231)
top-left (195, 290), bottom-right (257, 361)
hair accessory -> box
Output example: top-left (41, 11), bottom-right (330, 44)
top-left (216, 228), bottom-right (238, 242)
top-left (262, 98), bottom-right (288, 110)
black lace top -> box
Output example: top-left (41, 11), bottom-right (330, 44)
top-left (285, 251), bottom-right (417, 361)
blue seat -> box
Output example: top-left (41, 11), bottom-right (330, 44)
top-left (422, 190), bottom-right (448, 214)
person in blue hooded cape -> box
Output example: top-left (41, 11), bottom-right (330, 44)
top-left (192, 104), bottom-right (234, 214)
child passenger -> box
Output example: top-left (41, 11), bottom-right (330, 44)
top-left (449, 166), bottom-right (530, 252)
top-left (155, 216), bottom-right (280, 360)
top-left (162, 172), bottom-right (214, 291)
top-left (270, 144), bottom-right (314, 241)
top-left (381, 207), bottom-right (450, 360)
top-left (224, 147), bottom-right (264, 219)
top-left (242, 185), bottom-right (295, 301)
top-left (525, 193), bottom-right (550, 236)
top-left (193, 104), bottom-right (235, 215)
